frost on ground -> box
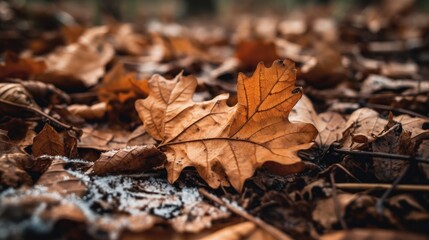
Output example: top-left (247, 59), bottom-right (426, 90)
top-left (0, 157), bottom-right (230, 239)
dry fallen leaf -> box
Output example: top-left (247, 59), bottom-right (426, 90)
top-left (40, 26), bottom-right (114, 87)
top-left (0, 153), bottom-right (33, 188)
top-left (0, 83), bottom-right (40, 116)
top-left (312, 193), bottom-right (356, 230)
top-left (372, 119), bottom-right (412, 182)
top-left (93, 145), bottom-right (165, 175)
top-left (0, 51), bottom-right (46, 80)
top-left (37, 158), bottom-right (86, 197)
top-left (341, 108), bottom-right (388, 149)
top-left (32, 123), bottom-right (78, 158)
top-left (290, 95), bottom-right (346, 149)
top-left (136, 59), bottom-right (317, 191)
top-left (67, 102), bottom-right (107, 120)
top-left (235, 40), bottom-right (280, 70)
top-left (98, 62), bottom-right (150, 103)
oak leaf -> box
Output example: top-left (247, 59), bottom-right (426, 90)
top-left (136, 59), bottom-right (317, 191)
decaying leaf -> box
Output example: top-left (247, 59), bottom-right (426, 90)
top-left (372, 119), bottom-right (412, 182)
top-left (37, 158), bottom-right (86, 196)
top-left (0, 83), bottom-right (39, 116)
top-left (0, 51), bottom-right (46, 80)
top-left (93, 145), bottom-right (165, 175)
top-left (0, 153), bottom-right (33, 188)
top-left (136, 59), bottom-right (317, 191)
top-left (312, 193), bottom-right (356, 229)
top-left (32, 123), bottom-right (78, 158)
top-left (0, 129), bottom-right (13, 154)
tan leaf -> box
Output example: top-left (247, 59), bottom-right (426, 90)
top-left (37, 158), bottom-right (86, 197)
top-left (393, 115), bottom-right (429, 138)
top-left (93, 145), bottom-right (165, 175)
top-left (341, 108), bottom-right (387, 149)
top-left (136, 59), bottom-right (317, 191)
top-left (313, 193), bottom-right (356, 230)
top-left (290, 95), bottom-right (346, 148)
top-left (32, 124), bottom-right (77, 158)
top-left (79, 126), bottom-right (129, 151)
top-left (40, 26), bottom-right (114, 87)
top-left (67, 102), bottom-right (107, 120)
top-left (200, 221), bottom-right (276, 240)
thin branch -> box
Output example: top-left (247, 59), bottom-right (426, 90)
top-left (320, 163), bottom-right (362, 183)
top-left (335, 183), bottom-right (429, 192)
top-left (376, 165), bottom-right (410, 214)
top-left (330, 172), bottom-right (348, 229)
top-left (365, 103), bottom-right (429, 120)
top-left (199, 188), bottom-right (293, 240)
top-left (333, 148), bottom-right (429, 164)
top-left (0, 98), bottom-right (81, 135)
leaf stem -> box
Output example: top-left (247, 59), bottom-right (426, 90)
top-left (0, 98), bottom-right (81, 135)
top-left (335, 183), bottom-right (429, 192)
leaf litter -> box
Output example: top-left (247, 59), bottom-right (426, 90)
top-left (1, 1), bottom-right (429, 239)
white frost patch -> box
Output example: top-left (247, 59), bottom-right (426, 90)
top-left (0, 158), bottom-right (227, 239)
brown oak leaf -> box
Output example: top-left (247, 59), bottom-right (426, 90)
top-left (135, 59), bottom-right (317, 191)
top-left (32, 124), bottom-right (78, 158)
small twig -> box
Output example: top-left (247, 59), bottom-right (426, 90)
top-left (330, 172), bottom-right (348, 229)
top-left (335, 183), bottom-right (429, 192)
top-left (365, 103), bottom-right (429, 120)
top-left (0, 98), bottom-right (81, 135)
top-left (333, 148), bottom-right (429, 164)
top-left (199, 188), bottom-right (293, 240)
top-left (376, 165), bottom-right (410, 214)
top-left (320, 163), bottom-right (361, 183)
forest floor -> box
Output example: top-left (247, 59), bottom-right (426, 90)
top-left (0, 1), bottom-right (429, 240)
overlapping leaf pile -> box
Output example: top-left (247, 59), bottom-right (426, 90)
top-left (1, 1), bottom-right (429, 239)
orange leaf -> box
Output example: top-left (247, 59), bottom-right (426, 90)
top-left (136, 59), bottom-right (317, 191)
